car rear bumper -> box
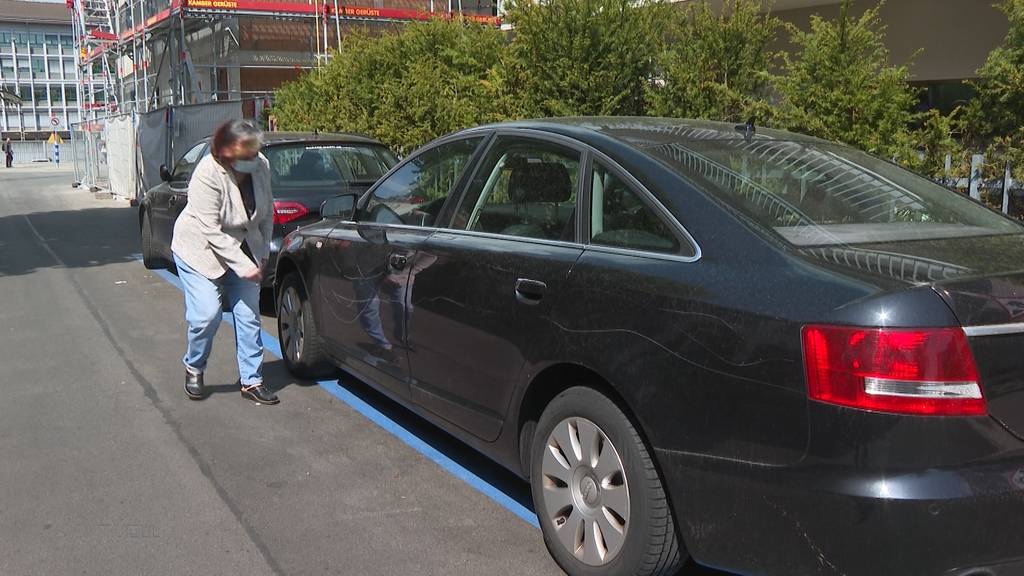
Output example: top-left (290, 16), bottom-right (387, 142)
top-left (656, 447), bottom-right (1024, 576)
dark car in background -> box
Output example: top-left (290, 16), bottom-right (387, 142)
top-left (274, 117), bottom-right (1024, 576)
top-left (138, 132), bottom-right (398, 287)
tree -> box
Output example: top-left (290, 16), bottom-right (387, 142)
top-left (962, 0), bottom-right (1024, 180)
top-left (497, 0), bottom-right (667, 118)
top-left (645, 0), bottom-right (780, 123)
top-left (775, 0), bottom-right (919, 157)
top-left (272, 19), bottom-right (506, 154)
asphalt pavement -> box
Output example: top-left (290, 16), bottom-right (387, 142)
top-left (0, 164), bottom-right (729, 576)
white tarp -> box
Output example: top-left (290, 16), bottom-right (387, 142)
top-left (106, 114), bottom-right (136, 200)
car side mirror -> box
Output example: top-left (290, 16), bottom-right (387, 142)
top-left (321, 193), bottom-right (358, 220)
top-left (159, 164), bottom-right (172, 182)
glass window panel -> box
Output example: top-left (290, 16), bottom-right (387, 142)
top-left (455, 136), bottom-right (581, 241)
top-left (590, 162), bottom-right (682, 254)
top-left (364, 137), bottom-right (483, 227)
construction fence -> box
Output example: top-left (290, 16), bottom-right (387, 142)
top-left (71, 99), bottom-right (252, 200)
top-left (6, 139), bottom-right (87, 166)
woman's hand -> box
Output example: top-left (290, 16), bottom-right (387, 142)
top-left (240, 266), bottom-right (263, 283)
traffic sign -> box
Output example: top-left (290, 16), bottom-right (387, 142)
top-left (50, 116), bottom-right (61, 127)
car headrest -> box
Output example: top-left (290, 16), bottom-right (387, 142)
top-left (295, 151), bottom-right (324, 175)
top-left (508, 161), bottom-right (572, 204)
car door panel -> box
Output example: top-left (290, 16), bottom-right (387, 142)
top-left (313, 135), bottom-right (487, 398)
top-left (405, 134), bottom-right (585, 441)
top-left (317, 223), bottom-right (432, 397)
top-left (407, 232), bottom-right (582, 441)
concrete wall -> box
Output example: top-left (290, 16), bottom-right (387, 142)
top-left (772, 0), bottom-right (1008, 82)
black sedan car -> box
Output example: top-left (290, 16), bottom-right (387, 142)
top-left (274, 117), bottom-right (1024, 576)
top-left (138, 131), bottom-right (398, 287)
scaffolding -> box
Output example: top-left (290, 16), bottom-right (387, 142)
top-left (67, 0), bottom-right (501, 118)
top-left (64, 0), bottom-right (499, 193)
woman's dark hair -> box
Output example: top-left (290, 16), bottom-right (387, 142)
top-left (210, 119), bottom-right (263, 161)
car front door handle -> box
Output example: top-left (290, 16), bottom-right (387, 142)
top-left (514, 278), bottom-right (547, 305)
top-left (389, 253), bottom-right (408, 272)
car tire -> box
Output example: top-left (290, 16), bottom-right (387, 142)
top-left (531, 386), bottom-right (685, 576)
top-left (140, 211), bottom-right (163, 270)
top-left (277, 273), bottom-right (331, 379)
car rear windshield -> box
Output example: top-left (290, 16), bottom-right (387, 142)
top-left (264, 143), bottom-right (397, 189)
top-left (646, 138), bottom-right (1023, 247)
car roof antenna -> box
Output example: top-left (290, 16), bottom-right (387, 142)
top-left (735, 117), bottom-right (755, 142)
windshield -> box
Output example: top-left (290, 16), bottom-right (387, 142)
top-left (645, 138), bottom-right (1023, 247)
top-left (264, 143), bottom-right (397, 189)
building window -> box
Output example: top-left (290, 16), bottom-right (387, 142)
top-left (15, 33), bottom-right (29, 46)
top-left (30, 33), bottom-right (44, 45)
top-left (35, 86), bottom-right (48, 106)
top-left (0, 58), bottom-right (12, 76)
top-left (0, 32), bottom-right (11, 44)
top-left (60, 35), bottom-right (74, 48)
top-left (31, 57), bottom-right (45, 78)
top-left (63, 60), bottom-right (76, 75)
top-left (45, 34), bottom-right (59, 47)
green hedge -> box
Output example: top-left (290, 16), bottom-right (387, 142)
top-left (272, 0), bottom-right (1024, 176)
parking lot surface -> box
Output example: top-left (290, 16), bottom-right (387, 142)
top-left (0, 165), bottom-right (726, 576)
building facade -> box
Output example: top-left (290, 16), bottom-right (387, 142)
top-left (762, 0), bottom-right (1009, 112)
top-left (0, 0), bottom-right (100, 139)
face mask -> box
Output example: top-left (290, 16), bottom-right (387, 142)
top-left (232, 158), bottom-right (260, 174)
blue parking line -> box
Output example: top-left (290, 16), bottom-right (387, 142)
top-left (149, 263), bottom-right (540, 527)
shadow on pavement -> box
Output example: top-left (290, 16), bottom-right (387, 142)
top-left (0, 205), bottom-right (143, 277)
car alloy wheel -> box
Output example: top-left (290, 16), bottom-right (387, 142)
top-left (540, 416), bottom-right (630, 566)
top-left (279, 285), bottom-right (305, 366)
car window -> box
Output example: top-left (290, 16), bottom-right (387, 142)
top-left (590, 162), bottom-right (683, 254)
top-left (645, 138), bottom-right (1023, 247)
top-left (454, 137), bottom-right (580, 241)
top-left (172, 142), bottom-right (207, 184)
top-left (264, 143), bottom-right (397, 188)
top-left (363, 137), bottom-right (482, 227)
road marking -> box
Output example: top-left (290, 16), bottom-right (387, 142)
top-left (149, 265), bottom-right (540, 527)
top-left (22, 215), bottom-right (65, 266)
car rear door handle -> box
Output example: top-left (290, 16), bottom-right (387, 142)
top-left (515, 278), bottom-right (547, 305)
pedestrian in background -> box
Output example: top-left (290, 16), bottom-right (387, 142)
top-left (3, 138), bottom-right (12, 168)
top-left (170, 119), bottom-right (279, 405)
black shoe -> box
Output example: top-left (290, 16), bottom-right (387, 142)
top-left (185, 370), bottom-right (205, 400)
top-left (241, 383), bottom-right (279, 405)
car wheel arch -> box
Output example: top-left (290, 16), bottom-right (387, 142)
top-left (274, 256), bottom-right (305, 294)
top-left (514, 362), bottom-right (656, 479)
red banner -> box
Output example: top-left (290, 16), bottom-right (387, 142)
top-left (183, 0), bottom-right (500, 24)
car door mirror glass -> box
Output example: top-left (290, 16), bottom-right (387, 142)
top-left (321, 193), bottom-right (357, 220)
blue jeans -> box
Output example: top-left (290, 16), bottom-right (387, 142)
top-left (173, 253), bottom-right (264, 386)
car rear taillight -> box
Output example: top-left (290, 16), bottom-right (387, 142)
top-left (802, 325), bottom-right (986, 416)
top-left (273, 201), bottom-right (309, 225)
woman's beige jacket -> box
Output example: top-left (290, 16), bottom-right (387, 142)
top-left (171, 154), bottom-right (273, 280)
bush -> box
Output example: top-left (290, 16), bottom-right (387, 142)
top-left (646, 0), bottom-right (780, 123)
top-left (497, 0), bottom-right (667, 117)
top-left (775, 0), bottom-right (919, 158)
top-left (272, 19), bottom-right (505, 154)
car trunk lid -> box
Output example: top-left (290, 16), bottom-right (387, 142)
top-left (935, 270), bottom-right (1024, 441)
top-left (795, 233), bottom-right (1024, 440)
